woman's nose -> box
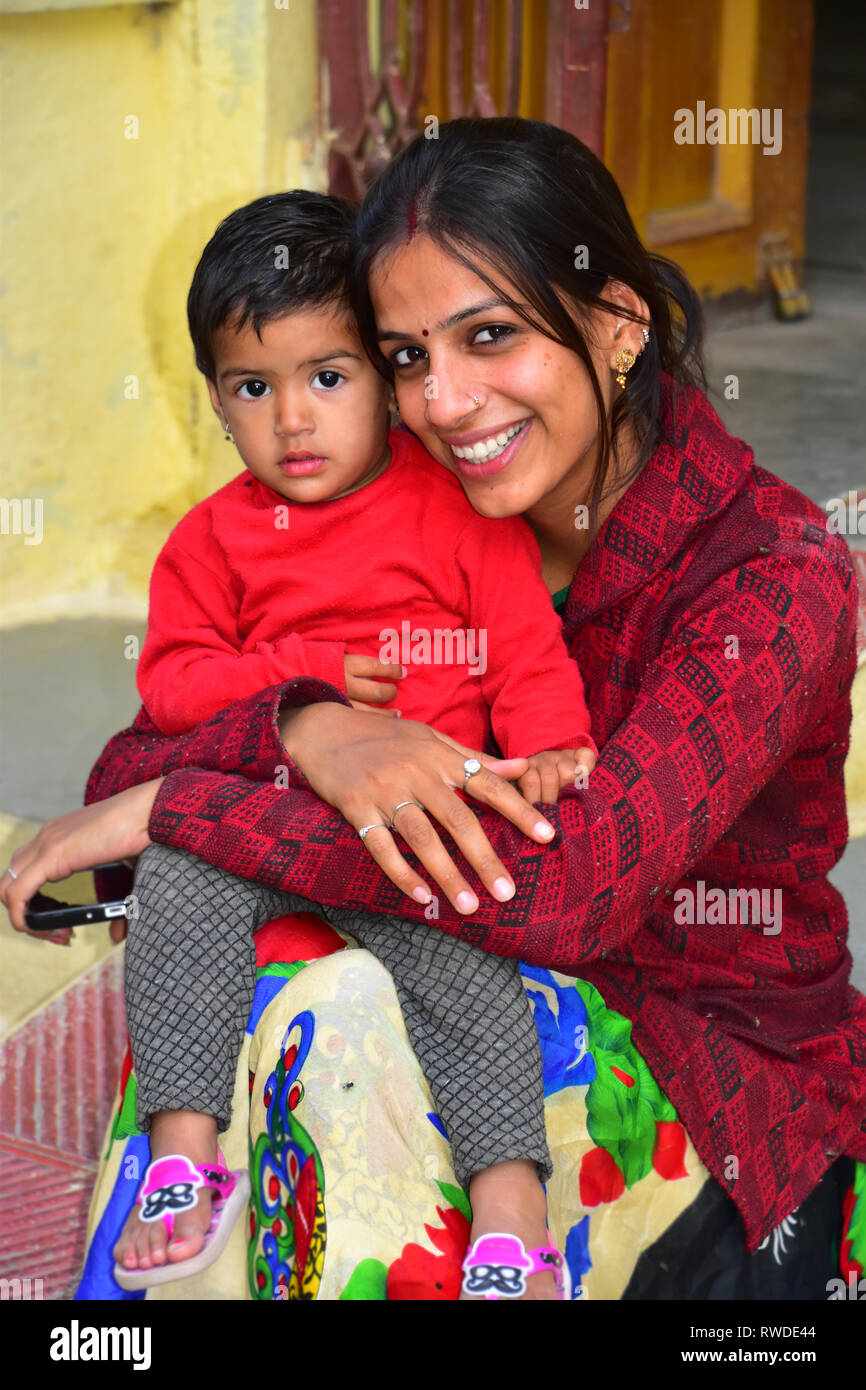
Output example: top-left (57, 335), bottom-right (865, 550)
top-left (422, 359), bottom-right (481, 432)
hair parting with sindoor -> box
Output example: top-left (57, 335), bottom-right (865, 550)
top-left (353, 117), bottom-right (707, 536)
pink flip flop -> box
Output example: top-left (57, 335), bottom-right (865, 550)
top-left (461, 1231), bottom-right (572, 1300)
top-left (113, 1150), bottom-right (250, 1291)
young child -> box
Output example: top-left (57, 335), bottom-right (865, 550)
top-left (113, 191), bottom-right (597, 1300)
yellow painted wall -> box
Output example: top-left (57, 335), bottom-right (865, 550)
top-left (0, 0), bottom-right (324, 627)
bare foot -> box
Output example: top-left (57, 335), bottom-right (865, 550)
top-left (460, 1159), bottom-right (559, 1301)
top-left (113, 1110), bottom-right (219, 1275)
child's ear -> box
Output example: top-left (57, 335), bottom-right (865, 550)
top-left (205, 378), bottom-right (227, 428)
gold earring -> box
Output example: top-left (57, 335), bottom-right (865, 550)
top-left (614, 348), bottom-right (636, 389)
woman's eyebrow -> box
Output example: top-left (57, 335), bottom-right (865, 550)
top-left (378, 298), bottom-right (512, 342)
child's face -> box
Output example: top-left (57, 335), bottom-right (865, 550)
top-left (207, 307), bottom-right (391, 503)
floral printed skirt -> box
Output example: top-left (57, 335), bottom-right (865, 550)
top-left (75, 912), bottom-right (862, 1300)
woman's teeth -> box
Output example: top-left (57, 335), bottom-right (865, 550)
top-left (450, 419), bottom-right (528, 462)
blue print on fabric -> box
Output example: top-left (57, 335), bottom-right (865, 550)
top-left (521, 964), bottom-right (596, 1096)
top-left (565, 1215), bottom-right (592, 1295)
top-left (427, 1112), bottom-right (449, 1140)
top-left (246, 974), bottom-right (292, 1035)
top-left (75, 1133), bottom-right (150, 1300)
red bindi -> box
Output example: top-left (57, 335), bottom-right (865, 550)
top-left (422, 328), bottom-right (429, 336)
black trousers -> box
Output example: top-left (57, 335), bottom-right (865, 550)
top-left (623, 1157), bottom-right (854, 1300)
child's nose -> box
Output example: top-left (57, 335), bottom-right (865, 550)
top-left (274, 392), bottom-right (314, 436)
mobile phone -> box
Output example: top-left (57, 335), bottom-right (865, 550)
top-left (22, 862), bottom-right (134, 932)
top-left (24, 891), bottom-right (130, 931)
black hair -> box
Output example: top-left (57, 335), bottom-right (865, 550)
top-left (353, 117), bottom-right (706, 535)
top-left (188, 191), bottom-right (358, 381)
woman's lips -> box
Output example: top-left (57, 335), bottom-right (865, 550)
top-left (445, 419), bottom-right (532, 480)
top-left (278, 456), bottom-right (326, 476)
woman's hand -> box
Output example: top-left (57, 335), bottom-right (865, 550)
top-left (0, 779), bottom-right (164, 941)
top-left (278, 703), bottom-right (557, 913)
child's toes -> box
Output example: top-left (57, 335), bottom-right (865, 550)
top-left (113, 1229), bottom-right (136, 1269)
top-left (165, 1204), bottom-right (210, 1263)
top-left (133, 1221), bottom-right (162, 1269)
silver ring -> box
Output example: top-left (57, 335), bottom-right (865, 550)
top-left (5, 866), bottom-right (18, 881)
top-left (388, 799), bottom-right (424, 830)
top-left (462, 757), bottom-right (482, 789)
top-left (358, 823), bottom-right (387, 842)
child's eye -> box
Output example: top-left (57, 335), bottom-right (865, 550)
top-left (237, 379), bottom-right (270, 399)
top-left (391, 345), bottom-right (428, 370)
top-left (472, 324), bottom-right (514, 345)
top-left (313, 369), bottom-right (344, 390)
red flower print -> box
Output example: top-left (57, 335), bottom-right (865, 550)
top-left (652, 1120), bottom-right (689, 1180)
top-left (387, 1205), bottom-right (471, 1300)
top-left (579, 1146), bottom-right (625, 1206)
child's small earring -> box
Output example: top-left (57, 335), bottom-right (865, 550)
top-left (222, 419), bottom-right (233, 443)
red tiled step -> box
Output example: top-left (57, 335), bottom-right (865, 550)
top-left (0, 951), bottom-right (128, 1300)
top-left (0, 949), bottom-right (127, 1162)
top-left (0, 1134), bottom-right (98, 1300)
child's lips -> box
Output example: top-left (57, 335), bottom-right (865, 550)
top-left (278, 454), bottom-right (326, 475)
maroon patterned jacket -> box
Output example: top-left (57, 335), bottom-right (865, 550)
top-left (86, 376), bottom-right (866, 1249)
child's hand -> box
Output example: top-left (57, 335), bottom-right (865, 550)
top-left (517, 746), bottom-right (597, 805)
top-left (344, 654), bottom-right (406, 716)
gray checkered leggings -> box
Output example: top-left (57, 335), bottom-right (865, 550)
top-left (126, 842), bottom-right (552, 1187)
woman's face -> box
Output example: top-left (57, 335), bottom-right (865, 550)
top-left (369, 234), bottom-right (645, 523)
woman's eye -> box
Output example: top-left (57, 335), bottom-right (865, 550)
top-left (313, 370), bottom-right (344, 390)
top-left (391, 345), bottom-right (428, 370)
top-left (472, 324), bottom-right (514, 345)
top-left (237, 379), bottom-right (270, 399)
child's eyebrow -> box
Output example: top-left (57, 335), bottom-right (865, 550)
top-left (303, 350), bottom-right (363, 366)
top-left (218, 350), bottom-right (362, 381)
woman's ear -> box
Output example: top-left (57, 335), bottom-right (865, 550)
top-left (602, 279), bottom-right (650, 345)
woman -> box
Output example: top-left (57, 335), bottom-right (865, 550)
top-left (4, 118), bottom-right (865, 1300)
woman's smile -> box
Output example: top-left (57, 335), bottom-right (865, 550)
top-left (443, 416), bottom-right (533, 479)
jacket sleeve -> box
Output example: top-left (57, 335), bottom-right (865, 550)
top-left (84, 677), bottom-right (350, 806)
top-left (138, 530), bottom-right (347, 735)
top-left (145, 530), bottom-right (858, 975)
top-left (455, 512), bottom-right (597, 759)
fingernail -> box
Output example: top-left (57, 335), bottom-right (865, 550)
top-left (395, 709), bottom-right (402, 718)
top-left (456, 891), bottom-right (478, 913)
top-left (534, 821), bottom-right (555, 839)
top-left (413, 886), bottom-right (433, 904)
top-left (493, 877), bottom-right (515, 901)
top-left (400, 665), bottom-right (408, 677)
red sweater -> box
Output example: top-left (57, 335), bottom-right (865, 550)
top-left (86, 376), bottom-right (866, 1249)
top-left (137, 427), bottom-right (595, 760)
